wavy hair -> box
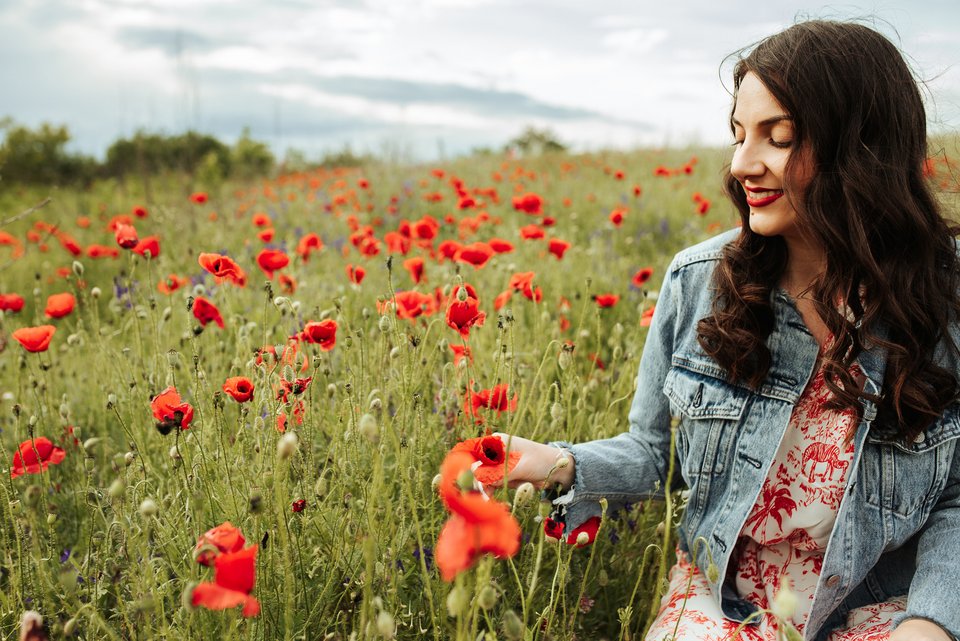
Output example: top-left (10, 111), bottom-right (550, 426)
top-left (697, 20), bottom-right (960, 442)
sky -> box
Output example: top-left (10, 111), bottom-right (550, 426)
top-left (1, 0), bottom-right (958, 161)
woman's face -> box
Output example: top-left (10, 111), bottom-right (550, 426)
top-left (730, 72), bottom-right (813, 240)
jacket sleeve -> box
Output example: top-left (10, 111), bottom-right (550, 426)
top-left (550, 257), bottom-right (682, 530)
top-left (891, 438), bottom-right (960, 640)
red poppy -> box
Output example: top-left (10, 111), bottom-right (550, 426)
top-left (115, 223), bottom-right (139, 249)
top-left (548, 238), bottom-right (570, 259)
top-left (252, 213), bottom-right (271, 227)
top-left (297, 233), bottom-right (323, 261)
top-left (633, 185), bottom-right (643, 197)
top-left (12, 325), bottom-right (56, 352)
top-left (132, 236), bottom-right (160, 258)
top-left (543, 517), bottom-right (565, 541)
top-left (454, 242), bottom-right (495, 269)
top-left (697, 199), bottom-right (711, 215)
top-left (609, 209), bottom-right (625, 227)
top-left (291, 499), bottom-right (307, 513)
top-left (132, 205), bottom-right (149, 218)
top-left (446, 297), bottom-right (486, 338)
top-left (151, 386), bottom-right (194, 432)
top-left (278, 273), bottom-right (297, 295)
top-left (158, 274), bottom-right (189, 295)
top-left (198, 253), bottom-right (247, 287)
top-left (519, 225), bottom-right (545, 240)
top-left (195, 522), bottom-right (246, 566)
top-left (87, 244), bottom-right (120, 259)
top-left (0, 231), bottom-right (24, 258)
top-left (257, 228), bottom-right (275, 243)
top-left (300, 319), bottom-right (337, 351)
top-left (594, 294), bottom-right (620, 308)
top-left (493, 290), bottom-right (512, 310)
top-left (640, 306), bottom-right (656, 327)
top-left (450, 435), bottom-right (521, 485)
top-left (390, 291), bottom-right (436, 320)
top-left (450, 344), bottom-right (472, 366)
top-left (437, 240), bottom-right (463, 262)
top-left (403, 257), bottom-right (426, 284)
top-left (632, 267), bottom-right (654, 288)
top-left (512, 192), bottom-right (543, 216)
top-left (488, 238), bottom-right (515, 254)
top-left (346, 264), bottom-right (366, 285)
top-left (190, 192), bottom-right (209, 204)
top-left (191, 545), bottom-right (260, 617)
top-left (222, 377), bottom-right (255, 403)
top-left (256, 249), bottom-right (290, 279)
top-left (468, 383), bottom-right (518, 416)
top-left (435, 451), bottom-right (521, 581)
top-left (0, 293), bottom-right (24, 312)
top-left (509, 272), bottom-right (536, 298)
top-left (566, 516), bottom-right (602, 547)
top-left (384, 231), bottom-right (412, 255)
top-left (9, 437), bottom-right (66, 479)
top-left (193, 296), bottom-right (224, 329)
top-left (57, 233), bottom-right (83, 256)
top-left (44, 293), bottom-right (76, 319)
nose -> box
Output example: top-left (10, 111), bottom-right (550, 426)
top-left (730, 139), bottom-right (765, 184)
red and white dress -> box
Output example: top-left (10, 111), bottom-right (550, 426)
top-left (646, 354), bottom-right (906, 641)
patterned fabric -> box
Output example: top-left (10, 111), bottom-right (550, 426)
top-left (645, 354), bottom-right (905, 640)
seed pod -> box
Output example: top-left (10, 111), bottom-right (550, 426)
top-left (139, 498), bottom-right (159, 517)
top-left (478, 585), bottom-right (498, 611)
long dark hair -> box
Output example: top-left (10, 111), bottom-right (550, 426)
top-left (697, 20), bottom-right (960, 442)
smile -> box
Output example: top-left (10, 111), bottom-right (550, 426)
top-left (745, 190), bottom-right (784, 207)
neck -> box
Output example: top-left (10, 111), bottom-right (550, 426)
top-left (781, 234), bottom-right (826, 297)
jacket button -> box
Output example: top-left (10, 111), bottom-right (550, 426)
top-left (914, 431), bottom-right (927, 444)
top-left (825, 575), bottom-right (840, 588)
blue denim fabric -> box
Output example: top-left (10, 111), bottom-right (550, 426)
top-left (552, 229), bottom-right (960, 641)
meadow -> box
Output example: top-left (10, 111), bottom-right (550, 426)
top-left (0, 142), bottom-right (957, 640)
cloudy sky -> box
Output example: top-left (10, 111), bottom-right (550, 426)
top-left (1, 0), bottom-right (958, 160)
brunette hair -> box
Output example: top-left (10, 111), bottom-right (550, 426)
top-left (697, 20), bottom-right (960, 442)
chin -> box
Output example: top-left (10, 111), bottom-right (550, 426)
top-left (748, 210), bottom-right (795, 238)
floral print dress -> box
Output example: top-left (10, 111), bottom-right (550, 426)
top-left (645, 353), bottom-right (906, 641)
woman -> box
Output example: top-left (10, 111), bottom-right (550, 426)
top-left (498, 20), bottom-right (960, 641)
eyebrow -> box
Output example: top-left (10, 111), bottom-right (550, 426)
top-left (731, 115), bottom-right (793, 128)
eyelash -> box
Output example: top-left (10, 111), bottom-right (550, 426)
top-left (731, 139), bottom-right (793, 149)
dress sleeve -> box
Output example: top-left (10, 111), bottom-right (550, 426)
top-left (549, 257), bottom-right (683, 530)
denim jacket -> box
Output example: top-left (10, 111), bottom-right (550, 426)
top-left (554, 229), bottom-right (960, 641)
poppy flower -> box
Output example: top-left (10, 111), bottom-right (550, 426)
top-left (191, 545), bottom-right (260, 617)
top-left (115, 223), bottom-right (139, 249)
top-left (543, 517), bottom-right (565, 541)
top-left (195, 522), bottom-right (246, 566)
top-left (222, 377), bottom-right (255, 403)
top-left (512, 192), bottom-right (543, 216)
top-left (87, 244), bottom-right (120, 259)
top-left (190, 192), bottom-right (209, 204)
top-left (633, 185), bottom-right (643, 197)
top-left (198, 253), bottom-right (247, 287)
top-left (12, 325), bottom-right (56, 352)
top-left (435, 451), bottom-right (521, 581)
top-left (157, 274), bottom-right (189, 295)
top-left (132, 236), bottom-right (160, 258)
top-left (278, 273), bottom-right (297, 295)
top-left (390, 291), bottom-right (436, 320)
top-left (256, 249), bottom-right (290, 279)
top-left (384, 231), bottom-right (412, 255)
top-left (548, 238), bottom-right (570, 259)
top-left (640, 306), bottom-right (656, 327)
top-left (58, 233), bottom-right (83, 256)
top-left (609, 209), bottom-right (625, 227)
top-left (403, 257), bottom-right (426, 284)
top-left (193, 296), bottom-right (224, 329)
top-left (566, 517), bottom-right (602, 547)
top-left (437, 240), bottom-right (462, 262)
top-left (632, 267), bottom-right (654, 288)
top-left (697, 199), bottom-right (712, 215)
top-left (346, 264), bottom-right (366, 285)
top-left (300, 319), bottom-right (337, 351)
top-left (446, 297), bottom-right (486, 338)
top-left (45, 292), bottom-right (76, 319)
top-left (132, 205), bottom-right (149, 218)
top-left (450, 435), bottom-right (521, 485)
top-left (467, 384), bottom-right (518, 416)
top-left (291, 499), bottom-right (307, 513)
top-left (594, 294), bottom-right (620, 308)
top-left (0, 293), bottom-right (24, 312)
top-left (488, 238), bottom-right (514, 254)
top-left (519, 225), bottom-right (545, 241)
top-left (251, 213), bottom-right (271, 227)
top-left (454, 242), bottom-right (494, 269)
top-left (9, 437), bottom-right (66, 479)
top-left (493, 290), bottom-right (512, 310)
top-left (450, 344), bottom-right (472, 366)
top-left (297, 233), bottom-right (323, 261)
top-left (257, 228), bottom-right (275, 243)
top-left (0, 231), bottom-right (24, 258)
top-left (151, 386), bottom-right (194, 433)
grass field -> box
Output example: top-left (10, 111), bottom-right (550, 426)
top-left (0, 143), bottom-right (957, 640)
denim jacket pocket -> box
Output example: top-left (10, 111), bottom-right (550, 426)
top-left (664, 359), bottom-right (750, 481)
top-left (863, 406), bottom-right (960, 518)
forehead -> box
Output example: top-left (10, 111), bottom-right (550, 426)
top-left (732, 72), bottom-right (792, 126)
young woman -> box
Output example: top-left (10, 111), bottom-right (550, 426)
top-left (498, 20), bottom-right (960, 641)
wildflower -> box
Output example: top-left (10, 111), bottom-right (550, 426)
top-left (641, 306), bottom-right (656, 327)
top-left (609, 209), bottom-right (625, 227)
top-left (566, 516), bottom-right (601, 547)
top-left (251, 213), bottom-right (271, 227)
top-left (198, 253), bottom-right (247, 287)
top-left (389, 291), bottom-right (436, 320)
top-left (0, 293), bottom-right (25, 312)
top-left (454, 242), bottom-right (495, 269)
top-left (346, 264), bottom-right (366, 285)
top-left (446, 297), bottom-right (485, 338)
top-left (512, 192), bottom-right (543, 216)
top-left (297, 232), bottom-right (323, 261)
top-left (257, 228), bottom-right (274, 243)
top-left (488, 238), bottom-right (514, 254)
top-left (133, 205), bottom-right (148, 218)
top-left (403, 257), bottom-right (426, 284)
top-left (12, 325), bottom-right (56, 352)
top-left (291, 499), bottom-right (307, 513)
top-left (86, 244), bottom-right (120, 259)
top-left (300, 319), bottom-right (337, 350)
top-left (222, 377), bottom-right (255, 403)
top-left (278, 273), bottom-right (297, 294)
top-left (10, 437), bottom-right (66, 478)
top-left (451, 435), bottom-right (520, 485)
top-left (519, 225), bottom-right (545, 240)
top-left (594, 294), bottom-right (620, 308)
top-left (632, 267), bottom-right (654, 288)
top-left (193, 296), bottom-right (224, 329)
top-left (157, 274), bottom-right (188, 295)
top-left (45, 292), bottom-right (76, 319)
top-left (697, 199), bottom-right (712, 215)
top-left (151, 386), bottom-right (194, 432)
top-left (190, 192), bottom-right (209, 204)
top-left (194, 522), bottom-right (246, 566)
top-left (467, 384), bottom-right (518, 420)
top-left (191, 545), bottom-right (261, 617)
top-left (256, 249), bottom-right (290, 279)
top-left (114, 223), bottom-right (139, 249)
top-left (547, 238), bottom-right (570, 259)
top-left (450, 344), bottom-right (472, 366)
top-left (437, 240), bottom-right (462, 262)
top-left (132, 236), bottom-right (160, 258)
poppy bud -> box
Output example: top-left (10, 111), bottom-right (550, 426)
top-left (72, 260), bottom-right (84, 277)
top-left (446, 585), bottom-right (469, 617)
top-left (389, 346), bottom-right (401, 359)
top-left (378, 315), bottom-right (391, 332)
top-left (28, 414), bottom-right (38, 427)
top-left (375, 610), bottom-right (396, 639)
top-left (91, 286), bottom-right (101, 299)
top-left (358, 413), bottom-right (378, 443)
top-left (314, 476), bottom-right (328, 497)
top-left (706, 561), bottom-right (719, 583)
top-left (82, 437), bottom-right (101, 452)
top-left (277, 432), bottom-right (299, 460)
top-left (502, 609), bottom-right (524, 640)
top-left (169, 445), bottom-right (181, 460)
top-left (478, 585), bottom-right (498, 611)
top-left (576, 531), bottom-right (590, 546)
top-left (597, 569), bottom-right (609, 587)
top-left (64, 617), bottom-right (79, 636)
top-left (124, 452), bottom-right (135, 466)
top-left (558, 351), bottom-right (572, 371)
top-left (139, 498), bottom-right (159, 517)
top-left (513, 482), bottom-right (536, 508)
top-left (550, 403), bottom-right (563, 420)
top-left (369, 397), bottom-right (381, 411)
top-left (327, 383), bottom-right (337, 397)
top-left (108, 478), bottom-right (125, 498)
top-left (431, 473), bottom-right (442, 489)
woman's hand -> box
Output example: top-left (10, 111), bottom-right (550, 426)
top-left (491, 433), bottom-right (575, 490)
top-left (890, 618), bottom-right (954, 641)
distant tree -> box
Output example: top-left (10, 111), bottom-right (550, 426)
top-left (504, 126), bottom-right (567, 156)
top-left (231, 127), bottom-right (275, 179)
top-left (317, 145), bottom-right (374, 169)
top-left (0, 120), bottom-right (97, 187)
top-left (104, 130), bottom-right (231, 178)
